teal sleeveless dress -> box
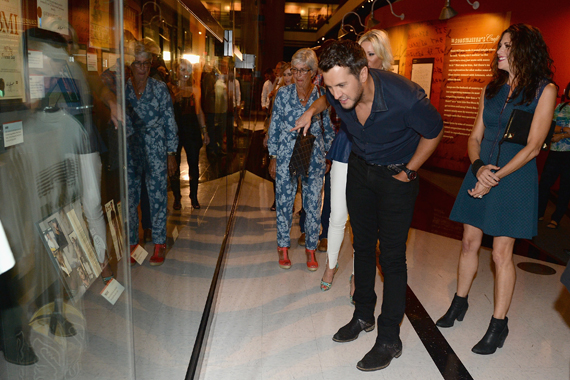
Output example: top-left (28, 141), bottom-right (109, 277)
top-left (449, 82), bottom-right (549, 239)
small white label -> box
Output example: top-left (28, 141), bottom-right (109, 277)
top-left (28, 50), bottom-right (43, 69)
top-left (131, 245), bottom-right (148, 265)
top-left (87, 53), bottom-right (97, 71)
top-left (100, 278), bottom-right (125, 305)
top-left (3, 121), bottom-right (23, 147)
top-left (29, 75), bottom-right (45, 100)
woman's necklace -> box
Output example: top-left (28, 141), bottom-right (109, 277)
top-left (297, 84), bottom-right (313, 102)
top-left (133, 79), bottom-right (147, 96)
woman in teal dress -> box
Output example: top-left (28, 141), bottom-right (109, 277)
top-left (437, 24), bottom-right (556, 355)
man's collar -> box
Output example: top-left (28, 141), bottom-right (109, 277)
top-left (368, 69), bottom-right (387, 112)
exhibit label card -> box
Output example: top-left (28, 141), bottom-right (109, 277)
top-left (87, 53), bottom-right (97, 71)
top-left (28, 51), bottom-right (43, 69)
top-left (3, 121), bottom-right (23, 147)
top-left (131, 245), bottom-right (148, 265)
top-left (100, 278), bottom-right (125, 305)
top-left (29, 75), bottom-right (45, 99)
top-left (172, 226), bottom-right (179, 242)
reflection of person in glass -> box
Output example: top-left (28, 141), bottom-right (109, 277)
top-left (126, 41), bottom-right (178, 266)
top-left (170, 59), bottom-right (209, 210)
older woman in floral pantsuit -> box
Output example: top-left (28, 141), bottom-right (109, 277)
top-left (126, 41), bottom-right (178, 266)
top-left (268, 48), bottom-right (334, 271)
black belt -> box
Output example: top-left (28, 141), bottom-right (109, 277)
top-left (351, 152), bottom-right (407, 174)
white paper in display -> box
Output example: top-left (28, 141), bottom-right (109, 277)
top-left (0, 220), bottom-right (16, 275)
top-left (1, 0), bottom-right (25, 100)
top-left (3, 121), bottom-right (24, 147)
top-left (131, 245), bottom-right (148, 265)
top-left (37, 0), bottom-right (69, 32)
top-left (29, 75), bottom-right (45, 99)
top-left (28, 50), bottom-right (43, 69)
top-left (87, 53), bottom-right (97, 71)
top-left (100, 278), bottom-right (125, 305)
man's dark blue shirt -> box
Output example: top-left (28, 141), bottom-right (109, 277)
top-left (325, 68), bottom-right (443, 165)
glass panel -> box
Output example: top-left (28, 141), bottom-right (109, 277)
top-left (0, 0), bottom-right (133, 378)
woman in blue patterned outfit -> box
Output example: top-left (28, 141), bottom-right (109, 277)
top-left (126, 41), bottom-right (178, 266)
top-left (268, 48), bottom-right (334, 271)
top-left (437, 24), bottom-right (556, 355)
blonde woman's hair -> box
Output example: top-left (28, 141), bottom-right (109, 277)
top-left (358, 29), bottom-right (393, 71)
top-left (278, 62), bottom-right (292, 87)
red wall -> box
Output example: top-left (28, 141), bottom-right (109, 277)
top-left (371, 0), bottom-right (570, 94)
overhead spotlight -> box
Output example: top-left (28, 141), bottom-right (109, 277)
top-left (466, 0), bottom-right (480, 9)
top-left (386, 0), bottom-right (404, 21)
top-left (366, 0), bottom-right (381, 29)
top-left (439, 0), bottom-right (458, 20)
top-left (338, 11), bottom-right (365, 39)
top-left (338, 26), bottom-right (349, 39)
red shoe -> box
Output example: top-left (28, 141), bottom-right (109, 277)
top-left (130, 244), bottom-right (138, 266)
top-left (149, 244), bottom-right (166, 266)
top-left (278, 247), bottom-right (291, 269)
top-left (306, 248), bottom-right (318, 271)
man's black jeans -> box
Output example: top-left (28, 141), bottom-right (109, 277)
top-left (346, 153), bottom-right (419, 343)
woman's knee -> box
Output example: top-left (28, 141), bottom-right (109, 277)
top-left (491, 238), bottom-right (515, 267)
top-left (461, 226), bottom-right (483, 254)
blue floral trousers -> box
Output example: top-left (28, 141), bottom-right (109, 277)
top-left (127, 128), bottom-right (168, 245)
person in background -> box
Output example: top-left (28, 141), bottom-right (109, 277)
top-left (267, 61), bottom-right (285, 103)
top-left (268, 49), bottom-right (334, 272)
top-left (538, 81), bottom-right (570, 229)
top-left (201, 62), bottom-right (220, 155)
top-left (264, 63), bottom-right (294, 211)
top-left (170, 59), bottom-right (210, 210)
top-left (261, 68), bottom-right (275, 118)
top-left (438, 24), bottom-right (556, 356)
top-left (126, 41), bottom-right (178, 266)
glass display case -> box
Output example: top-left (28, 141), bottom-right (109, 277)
top-left (0, 0), bottom-right (257, 376)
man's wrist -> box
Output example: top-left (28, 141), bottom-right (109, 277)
top-left (269, 155), bottom-right (277, 159)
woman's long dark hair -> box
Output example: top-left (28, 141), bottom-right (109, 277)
top-left (486, 24), bottom-right (554, 105)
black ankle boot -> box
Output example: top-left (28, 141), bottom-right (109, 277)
top-left (472, 316), bottom-right (508, 355)
top-left (436, 293), bottom-right (468, 328)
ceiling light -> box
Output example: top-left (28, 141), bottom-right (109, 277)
top-left (439, 0), bottom-right (458, 20)
top-left (338, 11), bottom-right (364, 39)
top-left (466, 0), bottom-right (480, 9)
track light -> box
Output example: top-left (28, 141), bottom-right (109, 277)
top-left (466, 0), bottom-right (480, 9)
top-left (366, 0), bottom-right (381, 29)
top-left (338, 11), bottom-right (365, 39)
top-left (439, 0), bottom-right (458, 20)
